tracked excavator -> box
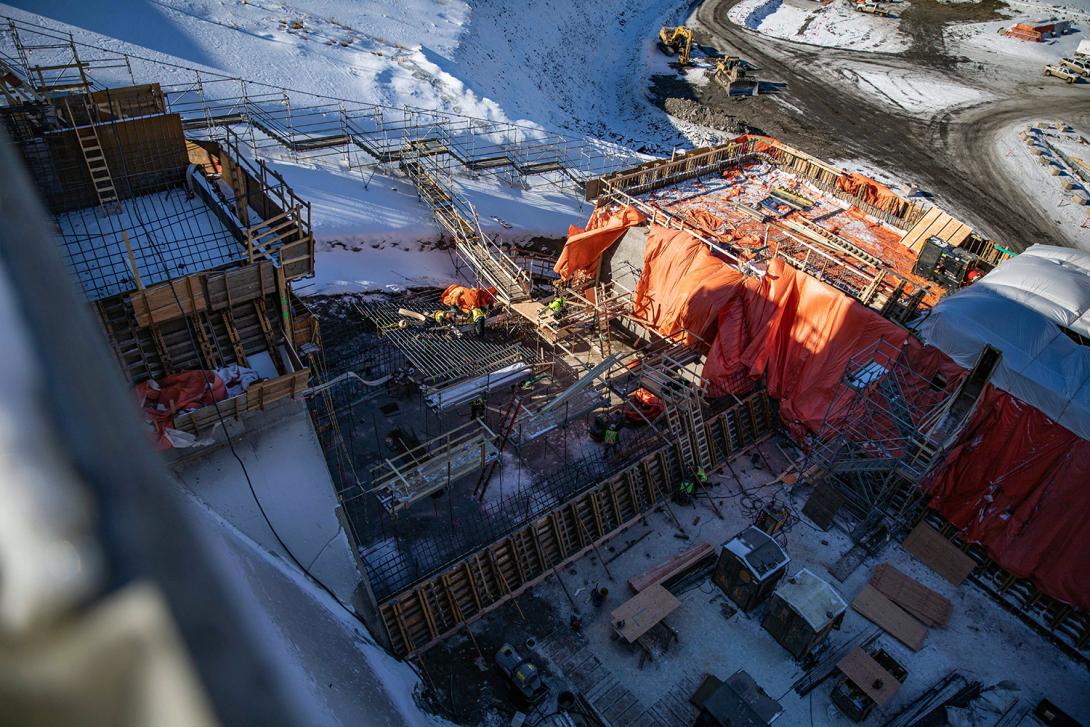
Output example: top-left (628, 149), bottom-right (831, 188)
top-left (658, 25), bottom-right (694, 67)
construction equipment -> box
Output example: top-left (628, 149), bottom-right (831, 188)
top-left (713, 56), bottom-right (747, 87)
top-left (1043, 63), bottom-right (1079, 83)
top-left (495, 643), bottom-right (548, 706)
top-left (1060, 57), bottom-right (1090, 78)
top-left (912, 236), bottom-right (978, 291)
top-left (658, 26), bottom-right (694, 67)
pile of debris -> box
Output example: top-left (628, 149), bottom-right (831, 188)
top-left (664, 97), bottom-right (746, 133)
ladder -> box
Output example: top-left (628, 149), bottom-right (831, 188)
top-left (64, 97), bottom-right (120, 210)
top-left (75, 122), bottom-right (120, 209)
top-left (473, 394), bottom-right (523, 500)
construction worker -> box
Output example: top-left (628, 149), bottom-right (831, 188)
top-left (547, 295), bottom-right (566, 320)
top-left (602, 418), bottom-right (620, 458)
top-left (675, 478), bottom-right (695, 506)
top-left (471, 305), bottom-right (487, 337)
top-left (470, 396), bottom-right (486, 421)
top-left (692, 465), bottom-right (708, 486)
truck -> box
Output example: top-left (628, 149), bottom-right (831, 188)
top-left (1076, 39), bottom-right (1090, 60)
top-left (1043, 63), bottom-right (1080, 83)
top-left (1060, 56), bottom-right (1090, 78)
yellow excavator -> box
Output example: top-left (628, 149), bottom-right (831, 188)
top-left (658, 26), bottom-right (694, 67)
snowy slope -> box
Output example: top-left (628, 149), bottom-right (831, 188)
top-left (1, 0), bottom-right (699, 145)
top-left (728, 0), bottom-right (911, 53)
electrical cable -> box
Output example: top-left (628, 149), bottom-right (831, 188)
top-left (93, 92), bottom-right (367, 625)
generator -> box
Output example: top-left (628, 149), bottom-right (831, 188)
top-left (912, 236), bottom-right (977, 290)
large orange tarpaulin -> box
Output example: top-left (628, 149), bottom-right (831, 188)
top-left (703, 257), bottom-right (909, 437)
top-left (554, 205), bottom-right (645, 282)
top-left (632, 226), bottom-right (747, 345)
top-left (837, 172), bottom-right (901, 211)
top-left (922, 385), bottom-right (1090, 611)
top-left (441, 284), bottom-right (497, 313)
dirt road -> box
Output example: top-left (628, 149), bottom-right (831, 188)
top-left (692, 0), bottom-right (1090, 250)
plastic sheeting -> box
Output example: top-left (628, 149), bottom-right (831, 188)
top-left (632, 226), bottom-right (747, 345)
top-left (837, 172), bottom-right (902, 211)
top-left (704, 257), bottom-right (909, 437)
top-left (918, 244), bottom-right (1090, 441)
top-left (554, 205), bottom-right (645, 282)
top-left (440, 284), bottom-right (497, 313)
top-left (134, 371), bottom-right (227, 448)
top-left (923, 385), bottom-right (1090, 611)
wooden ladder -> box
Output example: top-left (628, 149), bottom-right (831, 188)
top-left (70, 108), bottom-right (120, 209)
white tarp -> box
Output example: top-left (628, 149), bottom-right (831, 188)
top-left (918, 245), bottom-right (1090, 441)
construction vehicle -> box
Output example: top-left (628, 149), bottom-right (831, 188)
top-left (1060, 57), bottom-right (1090, 78)
top-left (658, 25), bottom-right (694, 67)
top-left (1043, 63), bottom-right (1080, 83)
top-left (713, 56), bottom-right (747, 86)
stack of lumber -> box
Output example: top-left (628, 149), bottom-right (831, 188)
top-left (850, 563), bottom-right (953, 651)
top-left (628, 542), bottom-right (715, 593)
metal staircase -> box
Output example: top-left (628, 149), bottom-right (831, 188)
top-left (400, 142), bottom-right (531, 303)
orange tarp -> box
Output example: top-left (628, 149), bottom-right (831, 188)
top-left (704, 257), bottom-right (909, 437)
top-left (134, 370), bottom-right (227, 449)
top-left (837, 172), bottom-right (901, 211)
top-left (632, 226), bottom-right (748, 346)
top-left (554, 205), bottom-right (645, 282)
top-left (441, 284), bottom-right (497, 313)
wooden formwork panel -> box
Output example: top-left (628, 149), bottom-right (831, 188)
top-left (34, 113), bottom-right (188, 213)
top-left (376, 391), bottom-right (773, 658)
top-left (130, 262), bottom-right (276, 327)
top-left (173, 367), bottom-right (309, 434)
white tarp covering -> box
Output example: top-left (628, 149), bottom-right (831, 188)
top-left (918, 245), bottom-right (1090, 441)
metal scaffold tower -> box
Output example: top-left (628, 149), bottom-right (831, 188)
top-left (804, 338), bottom-right (1001, 535)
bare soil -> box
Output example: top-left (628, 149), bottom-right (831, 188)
top-left (676, 0), bottom-right (1090, 250)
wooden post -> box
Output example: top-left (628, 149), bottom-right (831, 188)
top-left (121, 231), bottom-right (143, 289)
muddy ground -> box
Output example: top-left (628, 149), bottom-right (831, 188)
top-left (649, 0), bottom-right (1090, 250)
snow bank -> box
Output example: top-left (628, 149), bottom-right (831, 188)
top-left (256, 159), bottom-right (586, 295)
top-left (728, 0), bottom-right (911, 53)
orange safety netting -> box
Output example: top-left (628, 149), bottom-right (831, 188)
top-left (554, 205), bottom-right (645, 282)
top-left (134, 370), bottom-right (227, 449)
top-left (440, 284), bottom-right (497, 312)
top-left (632, 226), bottom-right (748, 346)
top-left (837, 172), bottom-right (902, 212)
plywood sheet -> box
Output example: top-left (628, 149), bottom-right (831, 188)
top-left (611, 583), bottom-right (680, 643)
top-left (870, 564), bottom-right (952, 627)
top-left (851, 585), bottom-right (927, 651)
top-left (902, 522), bottom-right (977, 586)
top-left (837, 647), bottom-right (902, 706)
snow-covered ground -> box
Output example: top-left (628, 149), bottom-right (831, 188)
top-left (946, 17), bottom-right (1088, 65)
top-left (996, 120), bottom-right (1090, 251)
top-left (255, 157), bottom-right (588, 295)
top-left (728, 0), bottom-right (911, 53)
top-left (834, 64), bottom-right (993, 115)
